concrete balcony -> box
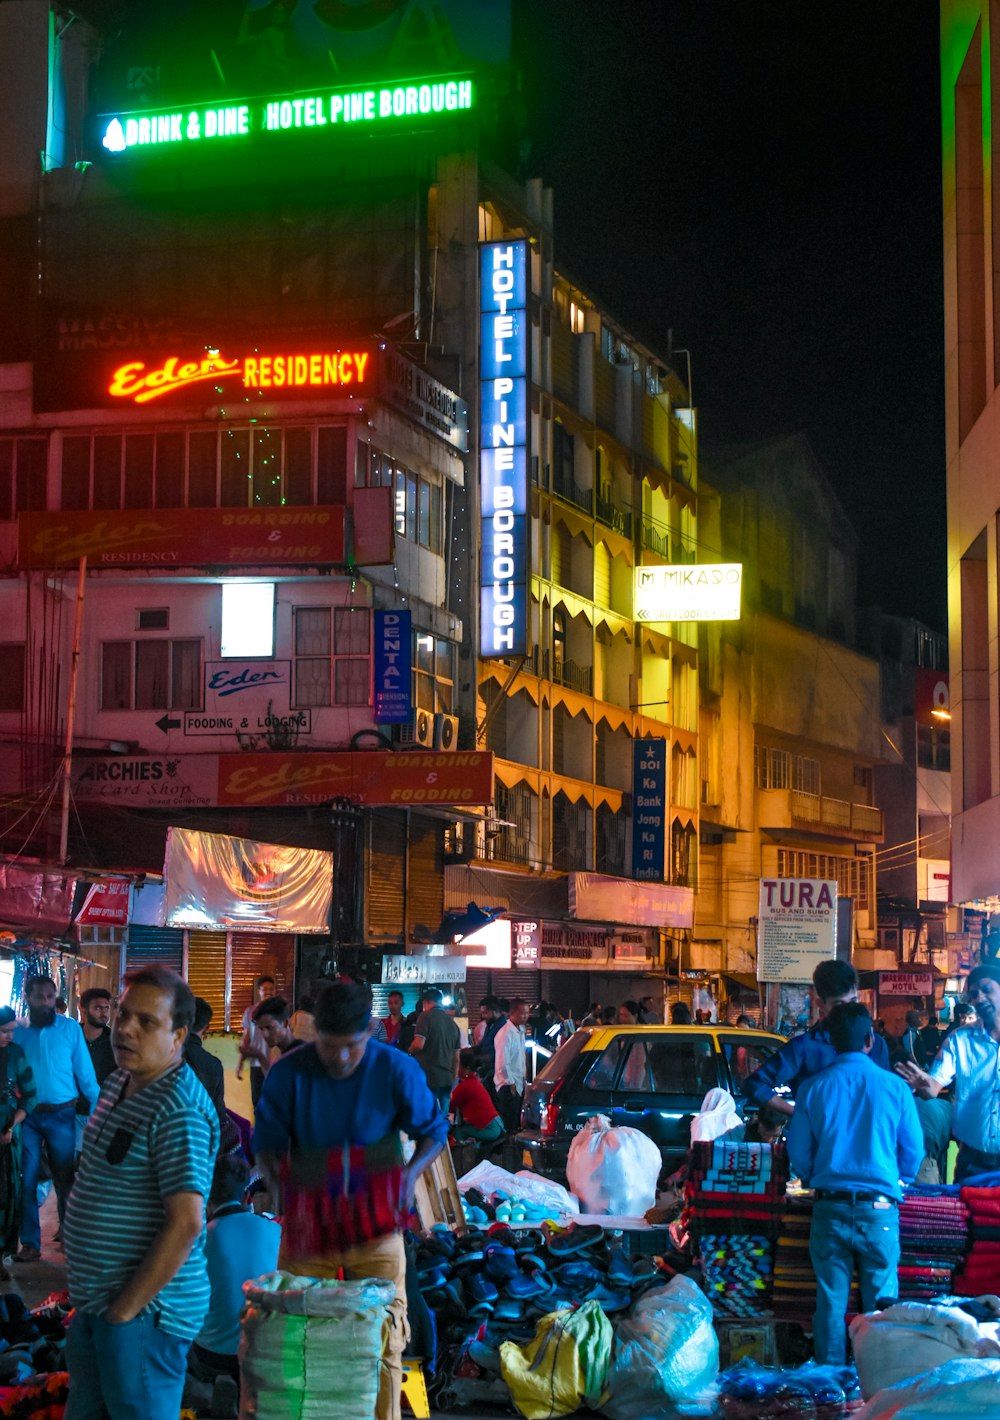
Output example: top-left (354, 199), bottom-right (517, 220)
top-left (758, 787), bottom-right (884, 843)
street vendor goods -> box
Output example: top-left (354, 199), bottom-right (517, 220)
top-left (566, 1114), bottom-right (662, 1215)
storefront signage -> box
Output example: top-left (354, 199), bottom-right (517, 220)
top-left (162, 827), bottom-right (332, 933)
top-left (18, 507), bottom-right (346, 569)
top-left (757, 878), bottom-right (838, 983)
top-left (631, 739), bottom-right (666, 881)
top-left (541, 922), bottom-right (611, 970)
top-left (75, 877), bottom-right (130, 927)
top-left (382, 954), bottom-right (467, 985)
top-left (513, 920), bottom-right (541, 969)
top-left (635, 564), bottom-right (743, 622)
top-left (74, 750), bottom-right (494, 809)
top-left (181, 661), bottom-right (311, 739)
top-left (610, 928), bottom-right (657, 963)
top-left (878, 971), bottom-right (934, 997)
top-left (479, 239), bottom-right (528, 658)
top-left (100, 78), bottom-right (475, 157)
top-left (109, 347), bottom-right (371, 404)
top-left (378, 350), bottom-right (468, 452)
top-left (373, 611), bottom-right (412, 724)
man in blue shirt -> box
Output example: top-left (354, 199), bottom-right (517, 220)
top-left (744, 960), bottom-right (890, 1116)
top-left (254, 981), bottom-right (448, 1420)
top-left (787, 1002), bottom-right (923, 1365)
top-left (14, 975), bottom-right (99, 1260)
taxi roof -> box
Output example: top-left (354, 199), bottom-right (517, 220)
top-left (578, 1024), bottom-right (786, 1050)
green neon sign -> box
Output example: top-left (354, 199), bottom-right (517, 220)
top-left (101, 77), bottom-right (475, 156)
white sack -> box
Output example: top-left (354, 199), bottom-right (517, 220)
top-left (850, 1301), bottom-right (1000, 1399)
top-left (566, 1114), bottom-right (661, 1216)
top-left (603, 1275), bottom-right (719, 1418)
top-left (854, 1358), bottom-right (1000, 1419)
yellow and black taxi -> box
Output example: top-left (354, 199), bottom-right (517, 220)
top-left (517, 1023), bottom-right (785, 1179)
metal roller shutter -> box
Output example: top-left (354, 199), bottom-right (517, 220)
top-left (464, 968), bottom-right (491, 1015)
top-left (367, 811), bottom-right (405, 942)
top-left (407, 816), bottom-right (443, 941)
top-left (229, 933), bottom-right (295, 1033)
top-left (124, 925), bottom-right (183, 973)
top-left (488, 968), bottom-right (541, 1005)
top-left (186, 932), bottom-right (228, 1032)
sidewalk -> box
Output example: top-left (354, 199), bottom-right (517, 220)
top-left (3, 1192), bottom-right (65, 1310)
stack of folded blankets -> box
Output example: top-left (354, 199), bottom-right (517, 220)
top-left (686, 1141), bottom-right (789, 1318)
top-left (953, 1186), bottom-right (1000, 1296)
top-left (897, 1188), bottom-right (970, 1301)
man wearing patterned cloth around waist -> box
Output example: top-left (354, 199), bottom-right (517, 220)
top-left (896, 964), bottom-right (1000, 1183)
top-left (63, 965), bottom-right (219, 1420)
top-left (253, 980), bottom-right (448, 1420)
top-left (787, 1002), bottom-right (923, 1366)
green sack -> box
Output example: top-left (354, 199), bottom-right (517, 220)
top-left (501, 1299), bottom-right (613, 1419)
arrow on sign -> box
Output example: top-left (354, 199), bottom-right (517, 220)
top-left (155, 715), bottom-right (181, 734)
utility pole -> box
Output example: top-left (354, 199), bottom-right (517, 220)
top-left (58, 556), bottom-right (86, 865)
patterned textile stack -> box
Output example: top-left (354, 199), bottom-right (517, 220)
top-left (897, 1188), bottom-right (970, 1301)
top-left (953, 1186), bottom-right (1000, 1296)
top-left (686, 1141), bottom-right (789, 1319)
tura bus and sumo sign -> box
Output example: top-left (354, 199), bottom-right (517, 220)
top-left (99, 77), bottom-right (475, 157)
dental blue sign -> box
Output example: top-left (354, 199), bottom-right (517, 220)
top-left (373, 610), bottom-right (412, 723)
top-left (480, 240), bottom-right (528, 658)
top-left (631, 738), bottom-right (667, 881)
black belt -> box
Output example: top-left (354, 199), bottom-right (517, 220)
top-left (814, 1188), bottom-right (897, 1206)
top-left (34, 1100), bottom-right (77, 1114)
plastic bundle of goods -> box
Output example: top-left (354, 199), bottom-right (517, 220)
top-left (897, 1189), bottom-right (970, 1301)
top-left (953, 1186), bottom-right (1000, 1296)
top-left (717, 1357), bottom-right (864, 1420)
top-left (771, 1196), bottom-right (860, 1324)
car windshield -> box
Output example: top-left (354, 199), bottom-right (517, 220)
top-left (533, 1028), bottom-right (590, 1084)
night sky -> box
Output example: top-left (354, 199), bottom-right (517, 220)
top-left (514, 2), bottom-right (945, 631)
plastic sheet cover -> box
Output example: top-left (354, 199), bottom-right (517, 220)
top-left (162, 827), bottom-right (332, 932)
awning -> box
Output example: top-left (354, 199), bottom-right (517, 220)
top-left (494, 760), bottom-right (540, 793)
top-left (723, 972), bottom-right (762, 994)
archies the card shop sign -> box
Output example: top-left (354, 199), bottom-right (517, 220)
top-left (479, 240), bottom-right (528, 658)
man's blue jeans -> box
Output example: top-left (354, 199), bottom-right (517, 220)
top-left (809, 1197), bottom-right (899, 1365)
top-left (65, 1310), bottom-right (191, 1420)
top-left (20, 1105), bottom-right (77, 1249)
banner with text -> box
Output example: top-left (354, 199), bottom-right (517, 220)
top-left (631, 738), bottom-right (666, 881)
top-left (757, 878), bottom-right (838, 983)
top-left (162, 827), bottom-right (332, 932)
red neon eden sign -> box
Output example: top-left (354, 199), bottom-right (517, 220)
top-left (108, 349), bottom-right (371, 403)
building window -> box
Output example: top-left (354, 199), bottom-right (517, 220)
top-left (221, 583), bottom-right (275, 658)
top-left (101, 640), bottom-right (201, 710)
top-left (792, 755), bottom-right (821, 796)
top-left (292, 607), bottom-right (371, 707)
top-left (776, 847), bottom-right (872, 914)
top-left (853, 764), bottom-right (874, 794)
top-left (0, 437), bottom-right (46, 520)
top-left (0, 644), bottom-right (25, 712)
top-left (359, 445), bottom-right (442, 553)
top-left (754, 746), bottom-right (790, 789)
top-left (413, 633), bottom-right (455, 712)
top-left (917, 724), bottom-right (951, 771)
top-left (58, 425), bottom-right (342, 510)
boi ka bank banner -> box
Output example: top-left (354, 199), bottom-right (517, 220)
top-left (480, 240), bottom-right (528, 658)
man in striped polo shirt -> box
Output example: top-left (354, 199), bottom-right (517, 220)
top-left (63, 965), bottom-right (219, 1420)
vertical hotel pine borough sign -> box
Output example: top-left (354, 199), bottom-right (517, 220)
top-left (480, 241), bottom-right (529, 657)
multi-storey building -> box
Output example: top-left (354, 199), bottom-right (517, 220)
top-left (941, 4), bottom-right (1000, 922)
top-left (695, 434), bottom-right (887, 1021)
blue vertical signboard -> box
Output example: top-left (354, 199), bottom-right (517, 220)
top-left (480, 239), bottom-right (528, 658)
top-left (373, 610), bottom-right (412, 722)
top-left (631, 738), bottom-right (667, 881)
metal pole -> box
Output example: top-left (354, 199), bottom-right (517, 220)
top-left (58, 556), bottom-right (86, 865)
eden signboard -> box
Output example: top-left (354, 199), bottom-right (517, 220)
top-left (100, 78), bottom-right (475, 157)
top-left (635, 564), bottom-right (743, 622)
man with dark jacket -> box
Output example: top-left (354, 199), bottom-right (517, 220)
top-left (183, 998), bottom-right (227, 1133)
top-left (79, 988), bottom-right (116, 1087)
top-left (744, 960), bottom-right (891, 1115)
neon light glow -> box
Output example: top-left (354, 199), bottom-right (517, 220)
top-left (634, 564), bottom-right (743, 622)
top-left (479, 240), bottom-right (528, 658)
top-left (100, 79), bottom-right (475, 156)
top-left (108, 350), bottom-right (371, 403)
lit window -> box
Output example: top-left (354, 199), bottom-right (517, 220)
top-left (221, 583), bottom-right (275, 658)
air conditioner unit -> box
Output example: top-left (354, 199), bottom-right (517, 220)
top-left (435, 713), bottom-right (459, 750)
top-left (395, 709), bottom-right (434, 747)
